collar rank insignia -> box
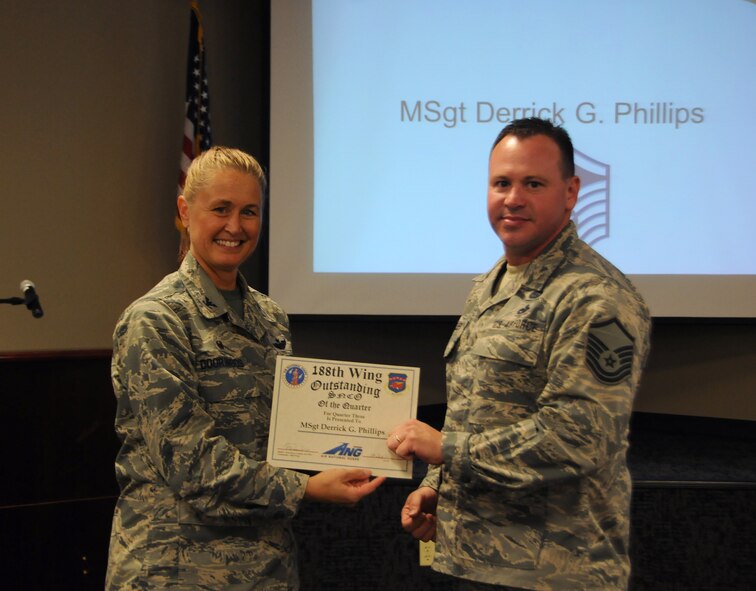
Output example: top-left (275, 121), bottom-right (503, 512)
top-left (586, 318), bottom-right (635, 385)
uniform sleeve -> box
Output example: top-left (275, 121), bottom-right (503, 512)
top-left (113, 299), bottom-right (309, 520)
top-left (419, 464), bottom-right (442, 491)
top-left (442, 283), bottom-right (651, 490)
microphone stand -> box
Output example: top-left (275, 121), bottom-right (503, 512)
top-left (0, 296), bottom-right (26, 306)
top-left (3, 281), bottom-right (44, 318)
top-left (1, 294), bottom-right (43, 317)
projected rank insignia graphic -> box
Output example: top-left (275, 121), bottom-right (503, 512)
top-left (585, 319), bottom-right (634, 385)
top-left (573, 149), bottom-right (610, 246)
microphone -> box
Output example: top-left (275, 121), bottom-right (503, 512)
top-left (20, 280), bottom-right (44, 318)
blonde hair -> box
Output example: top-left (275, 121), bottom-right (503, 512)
top-left (177, 146), bottom-right (267, 260)
top-left (183, 146), bottom-right (267, 203)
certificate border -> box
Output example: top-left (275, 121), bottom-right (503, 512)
top-left (268, 356), bottom-right (419, 478)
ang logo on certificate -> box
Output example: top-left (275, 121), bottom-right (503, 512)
top-left (388, 373), bottom-right (408, 394)
top-left (284, 365), bottom-right (307, 387)
top-left (323, 442), bottom-right (363, 457)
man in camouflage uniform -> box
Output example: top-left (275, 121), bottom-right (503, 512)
top-left (389, 118), bottom-right (651, 590)
top-left (107, 147), bottom-right (383, 590)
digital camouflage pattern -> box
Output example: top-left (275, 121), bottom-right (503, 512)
top-left (421, 222), bottom-right (651, 590)
top-left (106, 253), bottom-right (309, 590)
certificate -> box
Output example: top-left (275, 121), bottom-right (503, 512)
top-left (267, 356), bottom-right (419, 479)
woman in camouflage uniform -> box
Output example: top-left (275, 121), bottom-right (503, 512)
top-left (106, 147), bottom-right (384, 590)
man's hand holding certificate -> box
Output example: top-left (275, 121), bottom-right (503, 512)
top-left (267, 356), bottom-right (419, 479)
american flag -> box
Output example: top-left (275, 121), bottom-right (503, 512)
top-left (177, 1), bottom-right (212, 257)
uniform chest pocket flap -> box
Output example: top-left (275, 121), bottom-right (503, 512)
top-left (469, 328), bottom-right (543, 368)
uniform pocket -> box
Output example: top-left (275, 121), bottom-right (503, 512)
top-left (201, 377), bottom-right (270, 457)
top-left (140, 521), bottom-right (294, 589)
top-left (454, 487), bottom-right (546, 570)
top-left (138, 521), bottom-right (181, 584)
top-left (469, 328), bottom-right (541, 368)
top-left (466, 329), bottom-right (545, 427)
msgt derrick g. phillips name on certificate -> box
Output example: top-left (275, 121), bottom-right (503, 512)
top-left (267, 356), bottom-right (419, 479)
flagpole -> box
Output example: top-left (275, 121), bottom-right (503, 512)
top-left (176, 0), bottom-right (213, 260)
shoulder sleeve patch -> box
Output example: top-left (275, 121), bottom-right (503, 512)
top-left (586, 318), bottom-right (635, 385)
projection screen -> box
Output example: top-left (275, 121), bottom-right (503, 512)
top-left (270, 0), bottom-right (756, 317)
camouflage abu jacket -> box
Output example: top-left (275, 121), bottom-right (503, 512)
top-left (106, 253), bottom-right (309, 591)
top-left (421, 222), bottom-right (651, 590)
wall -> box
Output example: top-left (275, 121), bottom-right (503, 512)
top-left (635, 320), bottom-right (756, 419)
top-left (0, 0), bottom-right (268, 352)
top-left (0, 0), bottom-right (754, 422)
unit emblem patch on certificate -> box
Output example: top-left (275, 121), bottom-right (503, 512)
top-left (284, 364), bottom-right (307, 387)
top-left (388, 373), bottom-right (408, 394)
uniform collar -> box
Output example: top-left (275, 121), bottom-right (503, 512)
top-left (179, 253), bottom-right (283, 345)
top-left (474, 221), bottom-right (578, 309)
top-left (521, 221), bottom-right (578, 292)
top-left (179, 252), bottom-right (236, 320)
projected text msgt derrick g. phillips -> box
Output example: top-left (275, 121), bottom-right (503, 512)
top-left (400, 99), bottom-right (566, 127)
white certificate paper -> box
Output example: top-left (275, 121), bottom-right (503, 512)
top-left (267, 356), bottom-right (419, 479)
